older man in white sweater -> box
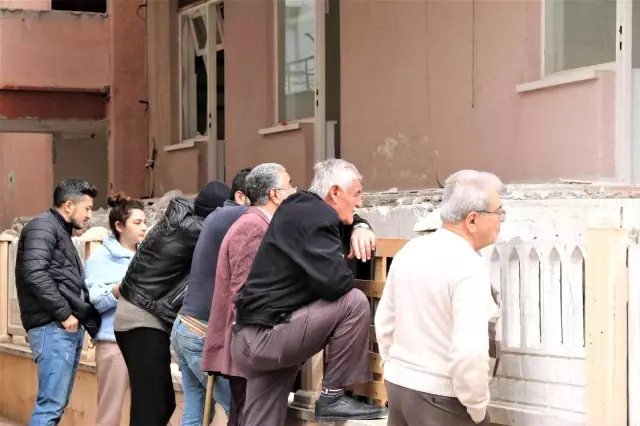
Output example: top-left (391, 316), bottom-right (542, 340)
top-left (375, 170), bottom-right (503, 426)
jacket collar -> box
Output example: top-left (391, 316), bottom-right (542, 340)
top-left (49, 208), bottom-right (74, 236)
top-left (248, 206), bottom-right (272, 224)
top-left (224, 199), bottom-right (239, 207)
top-left (102, 235), bottom-right (135, 259)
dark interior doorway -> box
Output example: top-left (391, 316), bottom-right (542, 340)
top-left (52, 0), bottom-right (107, 13)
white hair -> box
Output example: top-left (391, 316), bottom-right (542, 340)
top-left (439, 170), bottom-right (503, 224)
top-left (308, 159), bottom-right (362, 198)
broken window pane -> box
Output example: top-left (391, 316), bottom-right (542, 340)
top-left (192, 15), bottom-right (208, 51)
top-left (195, 55), bottom-right (208, 137)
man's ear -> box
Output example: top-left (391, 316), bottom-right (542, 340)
top-left (466, 212), bottom-right (477, 231)
top-left (329, 185), bottom-right (341, 201)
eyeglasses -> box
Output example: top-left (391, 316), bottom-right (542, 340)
top-left (275, 186), bottom-right (297, 194)
top-left (477, 208), bottom-right (506, 217)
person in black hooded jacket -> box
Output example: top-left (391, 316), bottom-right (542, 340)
top-left (15, 178), bottom-right (101, 425)
top-left (113, 181), bottom-right (229, 426)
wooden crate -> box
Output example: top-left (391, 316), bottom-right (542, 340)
top-left (348, 238), bottom-right (407, 406)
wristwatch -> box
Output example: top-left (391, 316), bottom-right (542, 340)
top-left (353, 222), bottom-right (371, 231)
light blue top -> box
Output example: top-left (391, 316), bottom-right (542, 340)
top-left (84, 235), bottom-right (135, 342)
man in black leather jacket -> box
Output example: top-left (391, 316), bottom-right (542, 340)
top-left (15, 178), bottom-right (101, 425)
top-left (114, 181), bottom-right (230, 426)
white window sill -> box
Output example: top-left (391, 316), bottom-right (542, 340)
top-left (516, 63), bottom-right (615, 93)
top-left (164, 137), bottom-right (208, 152)
top-left (259, 122), bottom-right (302, 136)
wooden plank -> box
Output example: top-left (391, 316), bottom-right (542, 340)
top-left (354, 280), bottom-right (385, 298)
top-left (0, 241), bottom-right (9, 342)
top-left (375, 238), bottom-right (407, 258)
top-left (629, 244), bottom-right (640, 426)
top-left (373, 257), bottom-right (387, 282)
top-left (351, 380), bottom-right (387, 402)
top-left (585, 229), bottom-right (628, 426)
top-left (368, 352), bottom-right (382, 374)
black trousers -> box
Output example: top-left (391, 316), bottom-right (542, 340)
top-left (222, 375), bottom-right (246, 426)
top-left (115, 328), bottom-right (176, 426)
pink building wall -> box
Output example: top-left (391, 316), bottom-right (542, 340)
top-left (144, 0), bottom-right (617, 194)
top-left (224, 0), bottom-right (316, 188)
top-left (340, 1), bottom-right (615, 190)
top-left (147, 0), bottom-right (317, 194)
top-left (0, 134), bottom-right (53, 229)
top-left (107, 0), bottom-right (148, 199)
top-left (0, 0), bottom-right (148, 228)
top-left (0, 9), bottom-right (109, 92)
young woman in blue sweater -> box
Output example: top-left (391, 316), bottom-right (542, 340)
top-left (84, 194), bottom-right (147, 426)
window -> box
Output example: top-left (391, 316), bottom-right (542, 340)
top-left (277, 0), bottom-right (316, 122)
top-left (544, 0), bottom-right (616, 75)
top-left (179, 2), bottom-right (225, 141)
top-left (51, 0), bottom-right (106, 13)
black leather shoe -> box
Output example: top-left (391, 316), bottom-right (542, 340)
top-left (315, 394), bottom-right (388, 421)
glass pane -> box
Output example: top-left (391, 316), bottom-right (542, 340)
top-left (278, 0), bottom-right (316, 122)
top-left (217, 3), bottom-right (225, 46)
top-left (217, 50), bottom-right (225, 140)
top-left (545, 0), bottom-right (616, 74)
top-left (195, 54), bottom-right (208, 136)
top-left (191, 15), bottom-right (208, 51)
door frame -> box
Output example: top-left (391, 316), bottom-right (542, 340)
top-left (616, 0), bottom-right (633, 182)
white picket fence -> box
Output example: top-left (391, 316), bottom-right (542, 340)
top-left (481, 239), bottom-right (587, 425)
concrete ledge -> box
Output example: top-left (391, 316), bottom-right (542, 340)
top-left (488, 401), bottom-right (585, 426)
top-left (0, 342), bottom-right (96, 373)
top-left (0, 342), bottom-right (184, 392)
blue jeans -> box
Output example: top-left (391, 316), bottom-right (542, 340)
top-left (171, 317), bottom-right (231, 426)
top-left (27, 322), bottom-right (84, 426)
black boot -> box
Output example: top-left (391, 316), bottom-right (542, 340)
top-left (315, 394), bottom-right (388, 421)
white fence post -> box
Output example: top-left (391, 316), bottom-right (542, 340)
top-left (628, 243), bottom-right (640, 426)
top-left (585, 229), bottom-right (628, 426)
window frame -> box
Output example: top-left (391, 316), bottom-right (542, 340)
top-left (274, 0), bottom-right (319, 125)
top-left (177, 0), bottom-right (225, 181)
top-left (541, 0), bottom-right (617, 78)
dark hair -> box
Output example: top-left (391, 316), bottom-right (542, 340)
top-left (53, 179), bottom-right (98, 207)
top-left (107, 193), bottom-right (145, 240)
top-left (230, 167), bottom-right (253, 201)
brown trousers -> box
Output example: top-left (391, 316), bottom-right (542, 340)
top-left (386, 381), bottom-right (490, 426)
top-left (95, 342), bottom-right (129, 426)
top-left (230, 288), bottom-right (371, 426)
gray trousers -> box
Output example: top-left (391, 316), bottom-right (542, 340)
top-left (230, 288), bottom-right (371, 426)
top-left (386, 381), bottom-right (490, 426)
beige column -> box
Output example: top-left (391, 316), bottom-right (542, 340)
top-left (585, 229), bottom-right (628, 426)
top-left (0, 234), bottom-right (12, 343)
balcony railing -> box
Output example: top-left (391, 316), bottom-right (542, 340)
top-left (0, 233), bottom-right (103, 362)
